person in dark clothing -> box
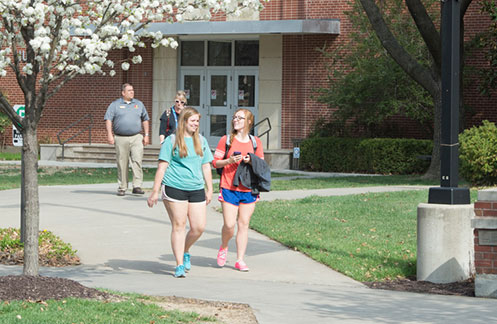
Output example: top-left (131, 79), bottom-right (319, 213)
top-left (159, 90), bottom-right (187, 143)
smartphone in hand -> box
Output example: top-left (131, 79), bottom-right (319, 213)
top-left (233, 151), bottom-right (242, 156)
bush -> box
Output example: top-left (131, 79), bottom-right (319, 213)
top-left (460, 120), bottom-right (497, 185)
top-left (300, 137), bottom-right (432, 174)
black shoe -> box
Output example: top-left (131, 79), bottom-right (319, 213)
top-left (132, 187), bottom-right (144, 194)
top-left (117, 190), bottom-right (126, 196)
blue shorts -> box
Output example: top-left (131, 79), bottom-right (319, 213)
top-left (218, 188), bottom-right (259, 206)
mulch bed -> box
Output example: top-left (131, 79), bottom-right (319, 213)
top-left (363, 276), bottom-right (475, 297)
top-left (0, 275), bottom-right (111, 301)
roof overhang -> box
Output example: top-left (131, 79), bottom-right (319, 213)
top-left (147, 19), bottom-right (340, 36)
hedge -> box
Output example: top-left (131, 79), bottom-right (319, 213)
top-left (300, 137), bottom-right (432, 174)
top-left (459, 120), bottom-right (497, 186)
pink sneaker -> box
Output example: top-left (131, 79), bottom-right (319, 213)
top-left (217, 246), bottom-right (228, 267)
top-left (235, 260), bottom-right (249, 272)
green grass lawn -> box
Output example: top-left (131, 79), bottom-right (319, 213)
top-left (0, 167), bottom-right (158, 191)
top-left (0, 296), bottom-right (215, 324)
top-left (0, 152), bottom-right (21, 160)
top-left (251, 189), bottom-right (478, 282)
top-left (270, 174), bottom-right (440, 190)
top-left (0, 166), bottom-right (298, 191)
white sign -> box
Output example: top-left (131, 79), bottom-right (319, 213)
top-left (12, 125), bottom-right (22, 146)
top-left (293, 147), bottom-right (300, 159)
top-left (12, 105), bottom-right (25, 146)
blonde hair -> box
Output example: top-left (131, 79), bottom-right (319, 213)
top-left (175, 90), bottom-right (187, 104)
top-left (229, 108), bottom-right (254, 145)
top-left (173, 107), bottom-right (203, 158)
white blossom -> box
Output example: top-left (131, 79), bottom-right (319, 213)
top-left (121, 62), bottom-right (130, 71)
top-left (22, 63), bottom-right (33, 75)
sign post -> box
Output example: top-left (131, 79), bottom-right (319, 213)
top-left (12, 105), bottom-right (25, 147)
top-left (428, 0), bottom-right (469, 204)
top-left (12, 105), bottom-right (25, 242)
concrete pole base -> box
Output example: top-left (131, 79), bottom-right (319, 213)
top-left (417, 203), bottom-right (474, 283)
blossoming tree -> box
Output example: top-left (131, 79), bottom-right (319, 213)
top-left (0, 0), bottom-right (266, 276)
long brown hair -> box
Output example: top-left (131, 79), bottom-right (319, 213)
top-left (173, 107), bottom-right (203, 158)
top-left (229, 108), bottom-right (254, 145)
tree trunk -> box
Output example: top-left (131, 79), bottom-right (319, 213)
top-left (422, 90), bottom-right (441, 180)
top-left (22, 126), bottom-right (39, 276)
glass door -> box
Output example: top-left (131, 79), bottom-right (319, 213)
top-left (234, 70), bottom-right (258, 134)
top-left (180, 69), bottom-right (207, 136)
top-left (206, 70), bottom-right (232, 146)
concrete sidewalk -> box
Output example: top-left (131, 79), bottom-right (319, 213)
top-left (0, 182), bottom-right (496, 323)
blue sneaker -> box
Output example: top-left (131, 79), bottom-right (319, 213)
top-left (174, 265), bottom-right (186, 278)
top-left (183, 253), bottom-right (191, 271)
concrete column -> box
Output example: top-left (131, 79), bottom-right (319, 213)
top-left (417, 203), bottom-right (474, 283)
top-left (152, 44), bottom-right (178, 145)
top-left (259, 35), bottom-right (282, 149)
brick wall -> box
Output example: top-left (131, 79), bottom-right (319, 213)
top-left (474, 201), bottom-right (497, 275)
top-left (38, 46), bottom-right (153, 145)
top-left (280, 1), bottom-right (354, 148)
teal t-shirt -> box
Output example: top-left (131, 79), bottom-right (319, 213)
top-left (159, 135), bottom-right (213, 191)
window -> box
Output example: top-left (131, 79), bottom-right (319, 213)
top-left (235, 41), bottom-right (259, 66)
top-left (181, 41), bottom-right (204, 66)
top-left (180, 40), bottom-right (259, 67)
top-left (208, 41), bottom-right (232, 66)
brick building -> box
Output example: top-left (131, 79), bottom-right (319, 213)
top-left (0, 0), bottom-right (494, 150)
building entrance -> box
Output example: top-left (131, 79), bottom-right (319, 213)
top-left (179, 40), bottom-right (259, 146)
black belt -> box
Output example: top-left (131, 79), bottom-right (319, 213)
top-left (115, 133), bottom-right (139, 137)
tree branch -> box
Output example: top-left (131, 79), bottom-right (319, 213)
top-left (359, 0), bottom-right (439, 95)
top-left (405, 0), bottom-right (441, 68)
top-left (0, 92), bottom-right (23, 130)
top-left (461, 0), bottom-right (473, 16)
top-left (45, 71), bottom-right (79, 101)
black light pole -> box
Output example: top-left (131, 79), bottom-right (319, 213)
top-left (428, 0), bottom-right (470, 204)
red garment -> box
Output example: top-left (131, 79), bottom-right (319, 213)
top-left (213, 135), bottom-right (264, 192)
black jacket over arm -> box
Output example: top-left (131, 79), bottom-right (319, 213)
top-left (233, 153), bottom-right (271, 195)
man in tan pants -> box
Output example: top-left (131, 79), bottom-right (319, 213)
top-left (104, 83), bottom-right (150, 196)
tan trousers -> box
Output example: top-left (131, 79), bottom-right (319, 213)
top-left (114, 134), bottom-right (144, 191)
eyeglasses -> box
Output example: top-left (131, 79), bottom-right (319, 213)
top-left (233, 116), bottom-right (245, 121)
top-left (175, 100), bottom-right (186, 105)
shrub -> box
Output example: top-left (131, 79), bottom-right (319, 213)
top-left (359, 138), bottom-right (433, 174)
top-left (300, 137), bottom-right (432, 174)
top-left (460, 120), bottom-right (497, 185)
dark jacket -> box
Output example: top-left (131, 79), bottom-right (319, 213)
top-left (159, 106), bottom-right (177, 139)
top-left (233, 153), bottom-right (271, 195)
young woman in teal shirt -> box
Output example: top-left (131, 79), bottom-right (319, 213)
top-left (147, 107), bottom-right (213, 278)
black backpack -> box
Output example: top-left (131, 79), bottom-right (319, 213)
top-left (216, 134), bottom-right (257, 176)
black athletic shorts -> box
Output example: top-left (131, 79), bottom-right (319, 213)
top-left (161, 185), bottom-right (205, 203)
